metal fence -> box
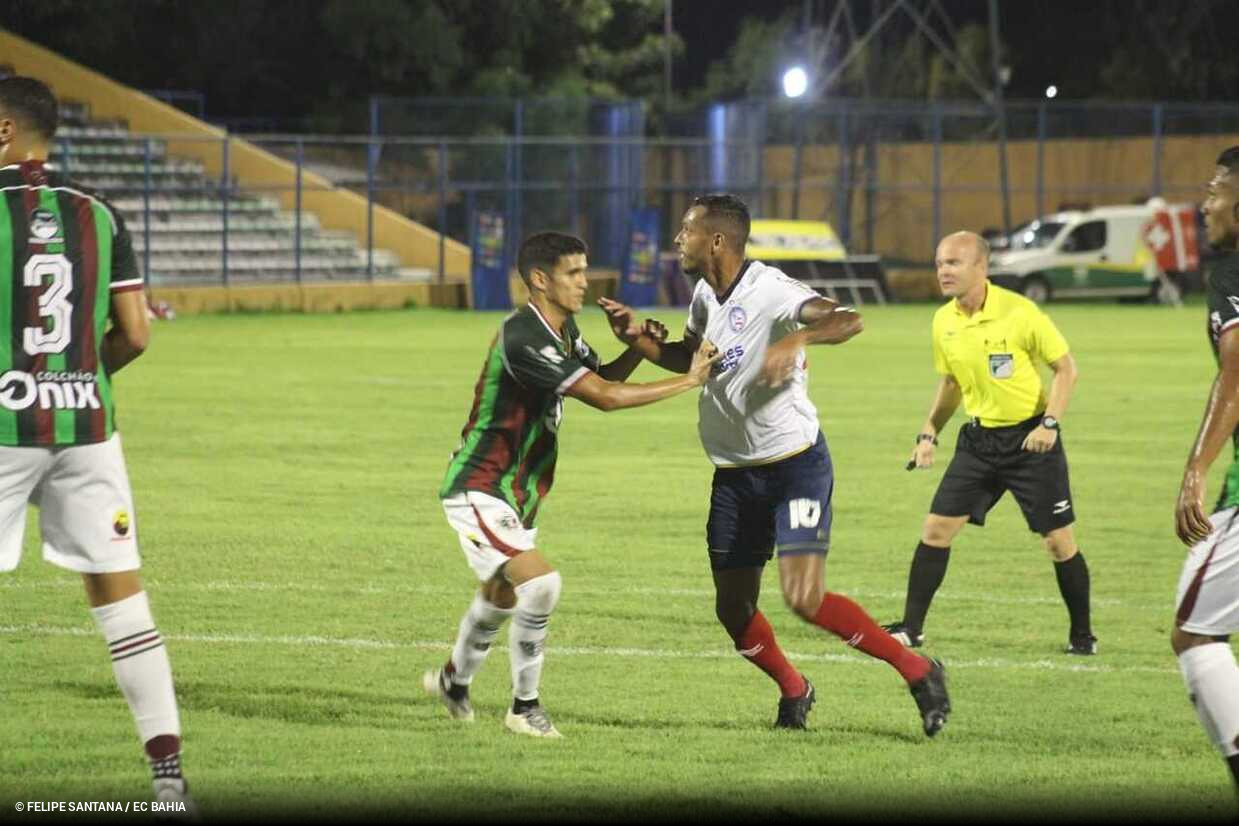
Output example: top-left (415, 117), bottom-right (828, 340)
top-left (49, 97), bottom-right (1239, 286)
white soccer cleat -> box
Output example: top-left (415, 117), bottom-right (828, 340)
top-left (152, 777), bottom-right (200, 821)
top-left (422, 668), bottom-right (475, 721)
top-left (504, 706), bottom-right (563, 738)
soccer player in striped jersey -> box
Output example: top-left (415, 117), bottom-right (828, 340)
top-left (0, 76), bottom-right (194, 812)
top-left (1172, 146), bottom-right (1239, 794)
top-left (426, 231), bottom-right (719, 737)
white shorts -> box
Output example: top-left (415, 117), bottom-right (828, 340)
top-left (0, 433), bottom-right (140, 575)
top-left (442, 491), bottom-right (537, 582)
top-left (1175, 507), bottom-right (1239, 636)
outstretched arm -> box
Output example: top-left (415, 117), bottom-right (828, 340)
top-left (596, 345), bottom-right (647, 382)
top-left (759, 297), bottom-right (863, 386)
top-left (566, 337), bottom-right (719, 412)
top-left (1177, 330), bottom-right (1239, 545)
top-left (598, 296), bottom-right (697, 374)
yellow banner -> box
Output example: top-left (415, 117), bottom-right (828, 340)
top-left (746, 220), bottom-right (846, 261)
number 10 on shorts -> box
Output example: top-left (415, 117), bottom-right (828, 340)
top-left (788, 498), bottom-right (822, 530)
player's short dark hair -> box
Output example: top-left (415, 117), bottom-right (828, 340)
top-left (517, 232), bottom-right (587, 285)
top-left (691, 194), bottom-right (751, 251)
top-left (1217, 146), bottom-right (1239, 178)
top-left (0, 76), bottom-right (58, 140)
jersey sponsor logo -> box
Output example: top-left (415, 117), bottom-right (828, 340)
top-left (788, 498), bottom-right (822, 530)
top-left (112, 510), bottom-right (131, 537)
top-left (728, 305), bottom-right (748, 332)
top-left (716, 344), bottom-right (745, 373)
top-left (535, 344), bottom-right (564, 365)
top-left (28, 208), bottom-right (62, 243)
top-left (0, 370), bottom-right (101, 411)
top-left (988, 353), bottom-right (1014, 379)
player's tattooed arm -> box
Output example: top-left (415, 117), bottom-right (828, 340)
top-left (597, 297), bottom-right (695, 374)
top-left (1177, 328), bottom-right (1239, 545)
top-left (759, 297), bottom-right (863, 386)
top-left (101, 289), bottom-right (150, 375)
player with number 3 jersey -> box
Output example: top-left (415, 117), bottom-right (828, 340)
top-left (0, 75), bottom-right (194, 812)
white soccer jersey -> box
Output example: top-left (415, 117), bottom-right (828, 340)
top-left (685, 260), bottom-right (822, 467)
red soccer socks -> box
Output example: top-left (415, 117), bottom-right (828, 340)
top-left (812, 592), bottom-right (931, 685)
top-left (736, 611), bottom-right (807, 698)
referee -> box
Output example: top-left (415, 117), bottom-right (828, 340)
top-left (883, 231), bottom-right (1096, 655)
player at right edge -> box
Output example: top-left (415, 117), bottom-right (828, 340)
top-left (1173, 146), bottom-right (1239, 796)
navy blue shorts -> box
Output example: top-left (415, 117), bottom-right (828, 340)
top-left (707, 432), bottom-right (834, 571)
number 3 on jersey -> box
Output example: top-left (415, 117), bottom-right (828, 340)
top-left (23, 254), bottom-right (73, 356)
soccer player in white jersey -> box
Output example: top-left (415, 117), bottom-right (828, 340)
top-left (601, 194), bottom-right (951, 735)
top-left (1172, 146), bottom-right (1239, 793)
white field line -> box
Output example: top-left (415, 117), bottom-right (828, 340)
top-left (0, 578), bottom-right (1131, 608)
top-left (0, 623), bottom-right (1180, 675)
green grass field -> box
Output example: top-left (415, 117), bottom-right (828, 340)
top-left (1, 301), bottom-right (1236, 821)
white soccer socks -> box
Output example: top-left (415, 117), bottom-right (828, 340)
top-left (90, 591), bottom-right (182, 746)
top-left (509, 571), bottom-right (562, 702)
top-left (448, 592), bottom-right (516, 685)
top-left (1178, 642), bottom-right (1239, 759)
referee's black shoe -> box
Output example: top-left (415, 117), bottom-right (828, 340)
top-left (1065, 633), bottom-right (1098, 656)
top-left (909, 658), bottom-right (950, 738)
top-left (882, 621), bottom-right (924, 649)
top-left (775, 678), bottom-right (816, 729)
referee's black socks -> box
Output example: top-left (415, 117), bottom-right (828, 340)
top-left (1053, 551), bottom-right (1092, 638)
top-left (902, 541), bottom-right (951, 635)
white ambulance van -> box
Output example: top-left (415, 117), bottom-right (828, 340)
top-left (987, 205), bottom-right (1188, 304)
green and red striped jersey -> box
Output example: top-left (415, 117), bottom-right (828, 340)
top-left (0, 160), bottom-right (143, 447)
top-left (439, 302), bottom-right (601, 527)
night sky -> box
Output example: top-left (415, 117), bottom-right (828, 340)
top-left (2, 0), bottom-right (1236, 123)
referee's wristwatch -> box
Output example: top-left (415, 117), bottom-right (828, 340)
top-left (1041, 415), bottom-right (1060, 431)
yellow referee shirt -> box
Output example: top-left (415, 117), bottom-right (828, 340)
top-left (931, 283), bottom-right (1070, 427)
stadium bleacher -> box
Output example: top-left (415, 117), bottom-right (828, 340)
top-left (46, 97), bottom-right (400, 285)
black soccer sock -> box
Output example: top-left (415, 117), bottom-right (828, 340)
top-left (1053, 551), bottom-right (1092, 638)
top-left (512, 696), bottom-right (539, 715)
top-left (902, 542), bottom-right (951, 635)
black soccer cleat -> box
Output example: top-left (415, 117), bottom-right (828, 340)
top-left (909, 658), bottom-right (950, 738)
top-left (775, 678), bottom-right (816, 730)
top-left (882, 621), bottom-right (925, 649)
top-left (1065, 633), bottom-right (1098, 656)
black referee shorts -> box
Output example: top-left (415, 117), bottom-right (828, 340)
top-left (929, 414), bottom-right (1075, 535)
